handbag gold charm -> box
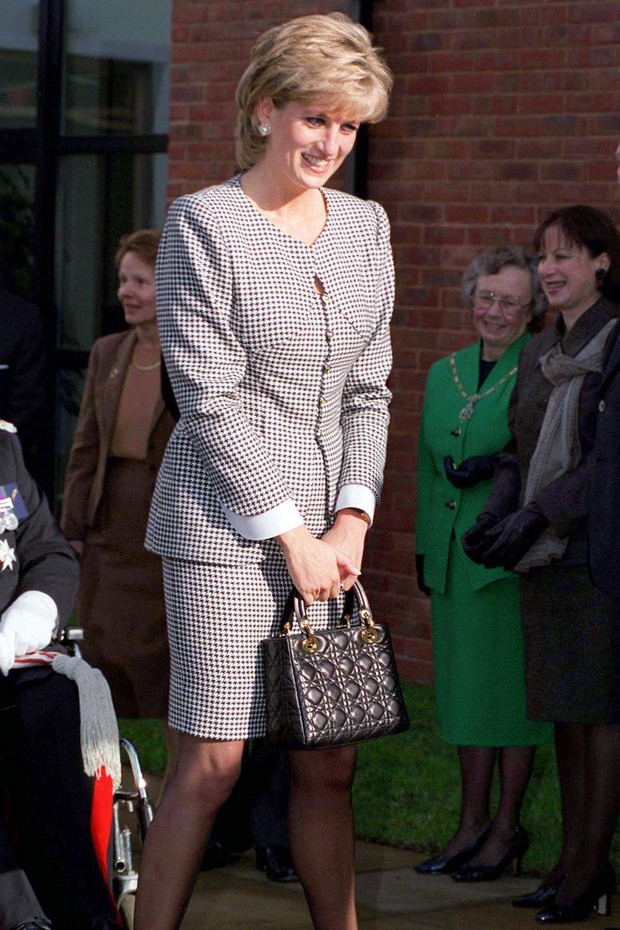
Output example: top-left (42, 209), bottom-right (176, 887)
top-left (302, 634), bottom-right (319, 654)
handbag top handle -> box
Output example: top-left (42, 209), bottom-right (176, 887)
top-left (282, 580), bottom-right (377, 651)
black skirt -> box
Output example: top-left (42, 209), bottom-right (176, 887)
top-left (519, 563), bottom-right (615, 724)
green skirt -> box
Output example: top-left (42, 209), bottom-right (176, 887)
top-left (431, 541), bottom-right (552, 746)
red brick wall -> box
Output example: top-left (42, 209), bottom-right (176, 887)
top-left (167, 0), bottom-right (620, 683)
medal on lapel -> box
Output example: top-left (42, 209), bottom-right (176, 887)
top-left (0, 483), bottom-right (28, 535)
top-left (0, 539), bottom-right (16, 571)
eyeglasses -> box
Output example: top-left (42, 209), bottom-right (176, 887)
top-left (474, 290), bottom-right (531, 314)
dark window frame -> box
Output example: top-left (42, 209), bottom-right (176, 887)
top-left (0, 0), bottom-right (168, 497)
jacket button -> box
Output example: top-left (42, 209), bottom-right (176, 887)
top-left (445, 500), bottom-right (457, 510)
top-left (451, 427), bottom-right (461, 437)
top-left (599, 399), bottom-right (606, 412)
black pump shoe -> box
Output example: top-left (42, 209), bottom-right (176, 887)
top-left (513, 873), bottom-right (567, 908)
top-left (256, 844), bottom-right (299, 883)
top-left (414, 825), bottom-right (491, 876)
top-left (451, 827), bottom-right (529, 882)
top-left (536, 862), bottom-right (616, 924)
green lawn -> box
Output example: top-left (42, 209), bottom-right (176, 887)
top-left (352, 684), bottom-right (562, 875)
top-left (119, 682), bottom-right (620, 877)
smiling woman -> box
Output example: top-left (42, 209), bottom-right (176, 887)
top-left (117, 250), bottom-right (157, 329)
top-left (240, 101), bottom-right (361, 245)
top-left (61, 229), bottom-right (179, 789)
top-left (134, 13), bottom-right (394, 930)
top-left (472, 265), bottom-right (536, 361)
top-left (415, 245), bottom-right (551, 885)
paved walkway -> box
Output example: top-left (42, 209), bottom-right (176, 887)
top-left (180, 843), bottom-right (612, 930)
top-left (130, 773), bottom-right (611, 930)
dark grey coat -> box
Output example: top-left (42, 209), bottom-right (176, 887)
top-left (485, 298), bottom-right (619, 723)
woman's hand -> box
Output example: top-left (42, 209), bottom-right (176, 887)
top-left (277, 524), bottom-right (360, 606)
top-left (461, 512), bottom-right (499, 563)
top-left (478, 503), bottom-right (548, 570)
top-left (443, 454), bottom-right (500, 488)
top-left (320, 510), bottom-right (367, 592)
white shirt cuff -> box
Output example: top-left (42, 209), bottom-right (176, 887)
top-left (335, 485), bottom-right (376, 525)
top-left (222, 499), bottom-right (304, 540)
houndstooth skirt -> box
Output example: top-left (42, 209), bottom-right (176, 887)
top-left (162, 555), bottom-right (344, 739)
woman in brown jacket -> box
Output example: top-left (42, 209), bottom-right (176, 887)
top-left (61, 229), bottom-right (177, 776)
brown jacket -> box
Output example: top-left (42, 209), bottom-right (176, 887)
top-left (61, 329), bottom-right (175, 541)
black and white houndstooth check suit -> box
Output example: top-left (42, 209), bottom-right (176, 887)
top-left (146, 175), bottom-right (394, 738)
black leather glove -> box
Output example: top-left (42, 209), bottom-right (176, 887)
top-left (443, 454), bottom-right (500, 489)
top-left (461, 512), bottom-right (500, 563)
top-left (415, 553), bottom-right (430, 596)
top-left (480, 503), bottom-right (549, 570)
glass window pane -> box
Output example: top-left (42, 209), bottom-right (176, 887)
top-left (56, 152), bottom-right (168, 351)
top-left (0, 163), bottom-right (35, 297)
top-left (55, 367), bottom-right (86, 509)
top-left (0, 2), bottom-right (39, 129)
top-left (64, 0), bottom-right (172, 135)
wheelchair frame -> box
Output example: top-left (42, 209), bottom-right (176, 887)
top-left (113, 738), bottom-right (154, 926)
top-left (62, 628), bottom-right (155, 927)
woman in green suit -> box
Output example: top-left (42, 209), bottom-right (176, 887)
top-left (415, 245), bottom-right (552, 881)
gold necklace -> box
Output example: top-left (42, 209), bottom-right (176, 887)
top-left (131, 359), bottom-right (161, 371)
top-left (450, 354), bottom-right (517, 422)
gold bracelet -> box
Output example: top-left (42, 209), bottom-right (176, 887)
top-left (342, 508), bottom-right (371, 526)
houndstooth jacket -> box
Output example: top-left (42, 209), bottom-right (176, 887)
top-left (145, 174), bottom-right (394, 566)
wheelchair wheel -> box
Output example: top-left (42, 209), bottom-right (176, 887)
top-left (119, 891), bottom-right (136, 929)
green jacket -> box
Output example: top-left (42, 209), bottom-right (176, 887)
top-left (416, 332), bottom-right (530, 594)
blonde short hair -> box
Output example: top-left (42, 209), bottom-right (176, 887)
top-left (235, 12), bottom-right (393, 170)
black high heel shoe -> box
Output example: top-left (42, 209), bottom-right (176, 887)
top-left (451, 826), bottom-right (529, 882)
top-left (536, 862), bottom-right (616, 924)
top-left (414, 825), bottom-right (491, 875)
top-left (256, 845), bottom-right (299, 883)
top-left (513, 873), bottom-right (567, 908)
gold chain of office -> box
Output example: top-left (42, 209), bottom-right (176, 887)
top-left (449, 354), bottom-right (517, 422)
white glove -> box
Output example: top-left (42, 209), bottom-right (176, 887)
top-left (0, 630), bottom-right (15, 676)
top-left (0, 590), bottom-right (58, 661)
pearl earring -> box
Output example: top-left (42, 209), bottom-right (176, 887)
top-left (258, 123), bottom-right (271, 137)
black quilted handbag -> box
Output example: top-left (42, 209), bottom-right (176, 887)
top-left (263, 581), bottom-right (409, 749)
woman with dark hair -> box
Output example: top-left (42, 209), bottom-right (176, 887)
top-left (416, 245), bottom-right (551, 883)
top-left (464, 205), bottom-right (620, 922)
